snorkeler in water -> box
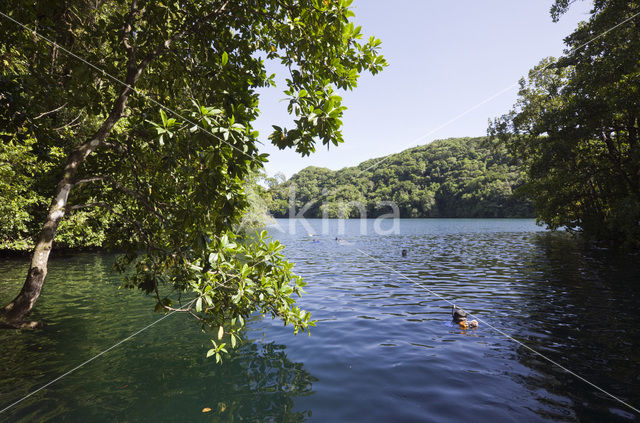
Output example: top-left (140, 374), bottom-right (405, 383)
top-left (452, 305), bottom-right (478, 329)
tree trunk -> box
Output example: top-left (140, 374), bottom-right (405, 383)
top-left (2, 84), bottom-right (134, 323)
top-left (0, 0), bottom-right (200, 323)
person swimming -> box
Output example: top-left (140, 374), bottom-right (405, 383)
top-left (452, 305), bottom-right (478, 329)
top-left (401, 249), bottom-right (408, 257)
top-left (459, 319), bottom-right (478, 329)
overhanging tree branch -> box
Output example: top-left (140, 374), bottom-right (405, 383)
top-left (33, 103), bottom-right (67, 120)
top-left (66, 202), bottom-right (108, 212)
top-left (73, 176), bottom-right (107, 186)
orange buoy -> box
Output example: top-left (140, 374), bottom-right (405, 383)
top-left (202, 407), bottom-right (212, 413)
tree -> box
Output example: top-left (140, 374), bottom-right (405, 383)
top-left (265, 137), bottom-right (533, 219)
top-left (490, 0), bottom-right (640, 247)
top-left (0, 0), bottom-right (386, 346)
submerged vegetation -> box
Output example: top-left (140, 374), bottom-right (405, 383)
top-left (265, 137), bottom-right (534, 219)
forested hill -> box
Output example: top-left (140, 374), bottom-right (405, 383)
top-left (265, 137), bottom-right (534, 218)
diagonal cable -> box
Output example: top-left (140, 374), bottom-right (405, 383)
top-left (0, 298), bottom-right (196, 415)
top-left (359, 9), bottom-right (640, 174)
top-left (354, 247), bottom-right (640, 415)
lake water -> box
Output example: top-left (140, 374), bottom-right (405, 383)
top-left (1, 219), bottom-right (639, 422)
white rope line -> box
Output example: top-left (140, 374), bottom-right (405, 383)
top-left (359, 9), bottom-right (640, 174)
top-left (0, 11), bottom-right (255, 162)
top-left (0, 298), bottom-right (196, 415)
top-left (1, 4), bottom-right (638, 416)
top-left (354, 247), bottom-right (640, 415)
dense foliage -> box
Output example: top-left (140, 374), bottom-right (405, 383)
top-left (491, 0), bottom-right (640, 247)
top-left (266, 137), bottom-right (534, 218)
top-left (0, 0), bottom-right (386, 348)
top-left (0, 69), bottom-right (113, 251)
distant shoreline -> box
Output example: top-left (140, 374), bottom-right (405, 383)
top-left (269, 216), bottom-right (537, 219)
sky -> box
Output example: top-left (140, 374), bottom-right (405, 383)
top-left (253, 0), bottom-right (594, 179)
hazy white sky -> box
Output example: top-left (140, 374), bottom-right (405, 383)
top-left (253, 0), bottom-right (594, 178)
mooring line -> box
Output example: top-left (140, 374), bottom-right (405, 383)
top-left (0, 298), bottom-right (196, 415)
top-left (354, 247), bottom-right (640, 415)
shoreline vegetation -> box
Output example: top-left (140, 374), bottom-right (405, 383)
top-left (263, 137), bottom-right (535, 219)
top-left (0, 136), bottom-right (535, 254)
top-left (1, 0), bottom-right (386, 331)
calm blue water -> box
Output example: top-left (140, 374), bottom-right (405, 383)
top-left (1, 219), bottom-right (639, 422)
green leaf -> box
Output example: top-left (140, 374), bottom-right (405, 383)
top-left (221, 52), bottom-right (229, 66)
top-left (160, 109), bottom-right (168, 127)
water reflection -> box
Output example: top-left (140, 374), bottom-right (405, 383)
top-left (269, 219), bottom-right (639, 422)
top-left (206, 342), bottom-right (316, 422)
top-left (2, 220), bottom-right (640, 422)
top-left (513, 233), bottom-right (640, 422)
top-left (0, 254), bottom-right (315, 422)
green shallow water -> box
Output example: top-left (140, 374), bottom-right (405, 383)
top-left (1, 219), bottom-right (639, 422)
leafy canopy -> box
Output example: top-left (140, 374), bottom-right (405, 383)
top-left (0, 0), bottom-right (385, 356)
top-left (491, 0), bottom-right (640, 247)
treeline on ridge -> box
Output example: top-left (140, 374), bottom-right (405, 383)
top-left (264, 137), bottom-right (534, 218)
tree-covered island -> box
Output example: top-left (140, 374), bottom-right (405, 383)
top-left (263, 137), bottom-right (534, 219)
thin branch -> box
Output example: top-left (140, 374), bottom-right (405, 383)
top-left (161, 303), bottom-right (195, 313)
top-left (74, 176), bottom-right (107, 186)
top-left (53, 111), bottom-right (83, 131)
top-left (66, 202), bottom-right (108, 212)
top-left (187, 310), bottom-right (205, 321)
top-left (33, 103), bottom-right (67, 120)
